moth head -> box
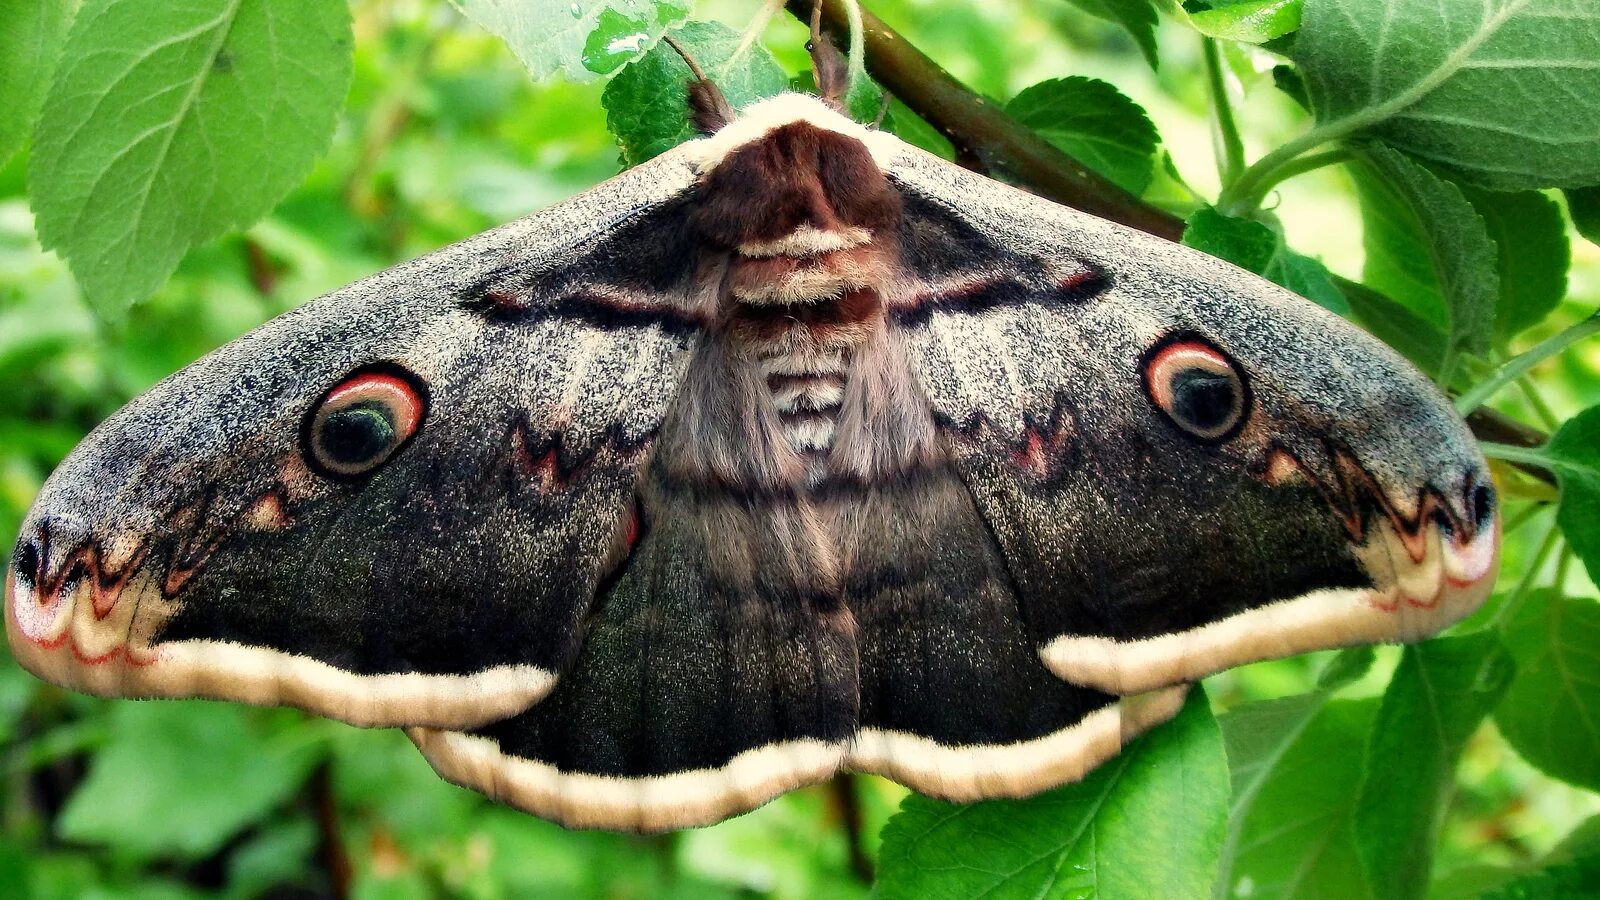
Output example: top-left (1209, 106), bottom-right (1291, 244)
top-left (670, 19), bottom-right (862, 136)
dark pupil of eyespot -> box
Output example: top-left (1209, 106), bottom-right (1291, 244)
top-left (1170, 368), bottom-right (1237, 431)
top-left (320, 403), bottom-right (396, 466)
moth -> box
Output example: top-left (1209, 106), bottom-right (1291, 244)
top-left (6, 73), bottom-right (1498, 832)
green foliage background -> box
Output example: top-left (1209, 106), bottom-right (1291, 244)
top-left (3, 0), bottom-right (1600, 897)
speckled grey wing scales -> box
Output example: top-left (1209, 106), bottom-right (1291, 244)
top-left (6, 150), bottom-right (710, 731)
top-left (887, 150), bottom-right (1496, 698)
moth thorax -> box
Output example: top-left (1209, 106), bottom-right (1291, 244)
top-left (690, 118), bottom-right (901, 466)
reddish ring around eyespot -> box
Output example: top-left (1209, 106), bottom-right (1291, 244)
top-left (301, 364), bottom-right (429, 480)
top-left (322, 373), bottom-right (424, 434)
top-left (1140, 334), bottom-right (1250, 443)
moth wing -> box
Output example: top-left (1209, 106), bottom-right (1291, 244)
top-left (7, 149), bottom-right (709, 730)
top-left (839, 451), bottom-right (1188, 801)
top-left (884, 148), bottom-right (1498, 696)
top-left (411, 445), bottom-right (858, 832)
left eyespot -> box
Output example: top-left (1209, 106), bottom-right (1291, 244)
top-left (1142, 333), bottom-right (1250, 443)
top-left (302, 364), bottom-right (427, 479)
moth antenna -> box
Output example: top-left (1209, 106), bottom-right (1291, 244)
top-left (662, 35), bottom-right (736, 134)
top-left (807, 0), bottom-right (849, 110)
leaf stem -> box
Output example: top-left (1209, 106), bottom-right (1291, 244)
top-left (1220, 146), bottom-right (1351, 216)
top-left (311, 761), bottom-right (352, 900)
top-left (829, 774), bottom-right (875, 883)
top-left (1491, 518), bottom-right (1562, 627)
top-left (727, 0), bottom-right (788, 72)
top-left (1456, 310), bottom-right (1600, 414)
top-left (1437, 347), bottom-right (1463, 395)
top-left (1201, 38), bottom-right (1245, 188)
top-left (1217, 131), bottom-right (1338, 215)
top-left (1479, 442), bottom-right (1552, 469)
top-left (1258, 148), bottom-right (1350, 198)
top-left (841, 0), bottom-right (867, 89)
top-left (1515, 378), bottom-right (1561, 431)
top-left (1499, 500), bottom-right (1551, 537)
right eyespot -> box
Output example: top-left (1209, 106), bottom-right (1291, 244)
top-left (302, 364), bottom-right (427, 479)
top-left (1141, 333), bottom-right (1251, 443)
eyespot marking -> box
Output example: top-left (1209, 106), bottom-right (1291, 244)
top-left (302, 364), bottom-right (428, 480)
top-left (1141, 333), bottom-right (1250, 443)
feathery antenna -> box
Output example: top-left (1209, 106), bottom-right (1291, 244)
top-left (663, 34), bottom-right (736, 134)
top-left (807, 0), bottom-right (849, 109)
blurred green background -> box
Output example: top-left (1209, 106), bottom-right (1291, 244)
top-left (2, 0), bottom-right (1598, 897)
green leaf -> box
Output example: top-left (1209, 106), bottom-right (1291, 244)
top-left (1564, 186), bottom-right (1600, 247)
top-left (1062, 0), bottom-right (1160, 69)
top-left (1318, 645), bottom-right (1378, 689)
top-left (1542, 406), bottom-right (1600, 585)
top-left (1290, 0), bottom-right (1600, 189)
top-left (1354, 633), bottom-right (1513, 900)
top-left (1342, 284), bottom-right (1448, 375)
top-left (1354, 145), bottom-right (1498, 362)
top-left (0, 0), bottom-right (76, 167)
top-left (1008, 77), bottom-right (1161, 196)
top-left (57, 703), bottom-right (326, 859)
top-left (1494, 590), bottom-right (1600, 791)
top-left (840, 68), bottom-right (885, 127)
top-left (1440, 818), bottom-right (1600, 898)
top-left (449, 0), bottom-right (689, 81)
top-left (884, 98), bottom-right (954, 161)
top-left (1217, 697), bottom-right (1378, 899)
top-left (874, 689), bottom-right (1228, 900)
top-left (1481, 851), bottom-right (1600, 899)
top-left (1459, 186), bottom-right (1569, 344)
top-left (28, 0), bottom-right (353, 313)
top-left (1272, 64), bottom-right (1310, 111)
top-left (1182, 208), bottom-right (1349, 314)
top-left (602, 21), bottom-right (788, 167)
top-left (1186, 0), bottom-right (1303, 44)
top-left (227, 817), bottom-right (317, 898)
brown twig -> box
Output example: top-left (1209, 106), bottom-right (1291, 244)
top-left (344, 25), bottom-right (441, 219)
top-left (784, 0), bottom-right (1556, 477)
top-left (241, 236), bottom-right (279, 297)
top-left (311, 761), bottom-right (353, 900)
top-left (829, 774), bottom-right (875, 884)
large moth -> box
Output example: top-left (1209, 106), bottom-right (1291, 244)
top-left (6, 83), bottom-right (1498, 831)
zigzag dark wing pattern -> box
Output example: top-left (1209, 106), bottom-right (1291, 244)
top-left (886, 150), bottom-right (1494, 697)
top-left (7, 149), bottom-right (708, 730)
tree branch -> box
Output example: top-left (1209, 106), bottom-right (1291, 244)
top-left (829, 774), bottom-right (875, 884)
top-left (786, 0), bottom-right (1555, 479)
top-left (311, 761), bottom-right (352, 900)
